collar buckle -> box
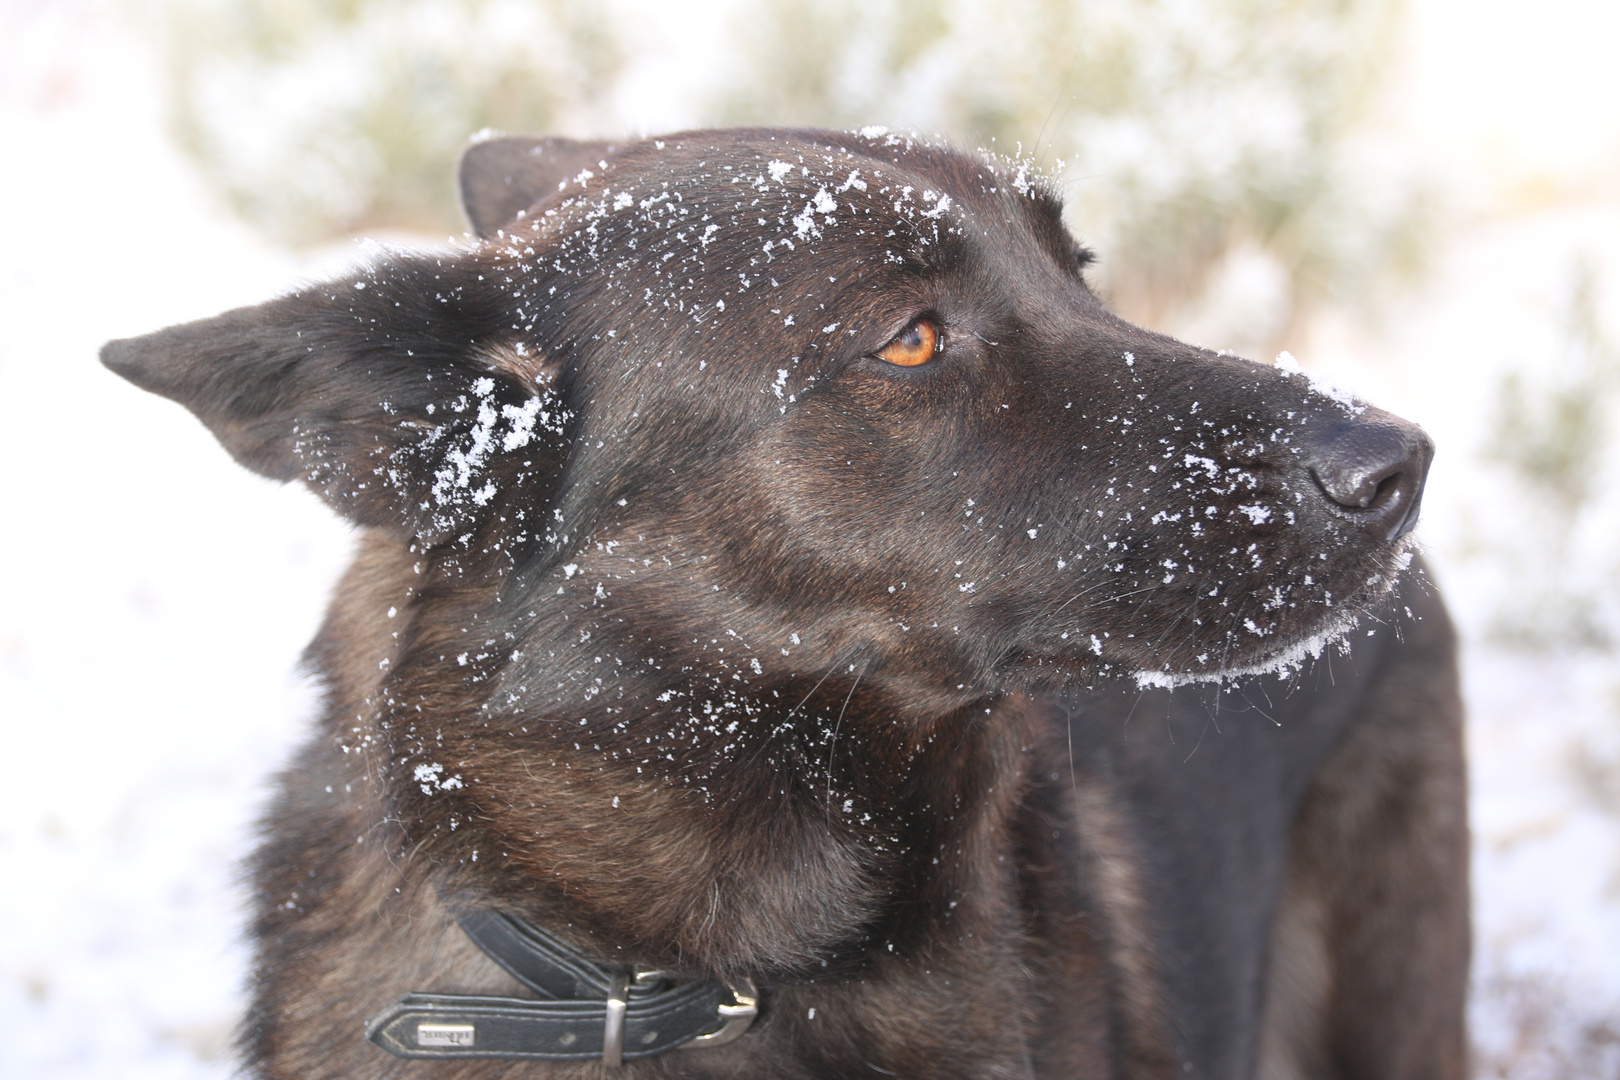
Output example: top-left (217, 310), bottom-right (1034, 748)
top-left (681, 976), bottom-right (759, 1051)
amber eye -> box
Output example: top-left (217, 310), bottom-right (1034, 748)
top-left (877, 319), bottom-right (941, 367)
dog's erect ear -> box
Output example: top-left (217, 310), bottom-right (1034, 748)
top-left (101, 254), bottom-right (569, 542)
top-left (458, 136), bottom-right (624, 238)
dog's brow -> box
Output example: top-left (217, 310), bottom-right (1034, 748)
top-left (1013, 187), bottom-right (1087, 275)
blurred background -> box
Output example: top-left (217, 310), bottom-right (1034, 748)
top-left (1, 0), bottom-right (1617, 1075)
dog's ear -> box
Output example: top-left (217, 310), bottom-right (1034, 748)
top-left (101, 254), bottom-right (568, 542)
top-left (458, 136), bottom-right (623, 238)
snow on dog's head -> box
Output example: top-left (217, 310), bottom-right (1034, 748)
top-left (103, 128), bottom-right (1432, 708)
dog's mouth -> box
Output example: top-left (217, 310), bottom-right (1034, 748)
top-left (1131, 551), bottom-right (1412, 689)
top-left (999, 595), bottom-right (1382, 695)
top-left (1000, 525), bottom-right (1418, 691)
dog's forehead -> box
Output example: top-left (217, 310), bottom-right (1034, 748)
top-left (474, 131), bottom-right (1084, 413)
top-left (519, 130), bottom-right (1068, 280)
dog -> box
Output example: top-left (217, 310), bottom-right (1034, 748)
top-left (103, 127), bottom-right (1467, 1079)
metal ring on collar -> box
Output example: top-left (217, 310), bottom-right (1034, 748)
top-left (681, 976), bottom-right (758, 1051)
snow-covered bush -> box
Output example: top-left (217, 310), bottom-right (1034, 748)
top-left (713, 0), bottom-right (1432, 356)
top-left (1483, 259), bottom-right (1620, 652)
top-left (149, 0), bottom-right (623, 244)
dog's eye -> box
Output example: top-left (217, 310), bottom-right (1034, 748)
top-left (877, 319), bottom-right (942, 367)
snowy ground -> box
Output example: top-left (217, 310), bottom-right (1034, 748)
top-left (2, 3), bottom-right (1617, 1077)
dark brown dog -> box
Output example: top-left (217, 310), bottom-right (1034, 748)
top-left (103, 128), bottom-right (1467, 1079)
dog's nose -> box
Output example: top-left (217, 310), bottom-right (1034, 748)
top-left (1306, 409), bottom-right (1433, 542)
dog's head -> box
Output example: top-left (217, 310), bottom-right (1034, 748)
top-left (104, 128), bottom-right (1429, 710)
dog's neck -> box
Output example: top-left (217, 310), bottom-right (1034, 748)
top-left (323, 533), bottom-right (1049, 987)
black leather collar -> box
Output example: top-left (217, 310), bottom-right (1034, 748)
top-left (366, 910), bottom-right (758, 1064)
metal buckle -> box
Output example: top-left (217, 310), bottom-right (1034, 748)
top-left (602, 970), bottom-right (630, 1065)
top-left (680, 976), bottom-right (759, 1051)
top-left (631, 968), bottom-right (676, 994)
top-left (603, 969), bottom-right (756, 1065)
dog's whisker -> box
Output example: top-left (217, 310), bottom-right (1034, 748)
top-left (1061, 698), bottom-right (1080, 810)
top-left (824, 663), bottom-right (865, 819)
top-left (1181, 718), bottom-right (1210, 764)
top-left (787, 656), bottom-right (847, 724)
top-left (1038, 576), bottom-right (1155, 633)
top-left (1045, 574), bottom-right (1121, 618)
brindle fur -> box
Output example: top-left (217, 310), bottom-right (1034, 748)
top-left (102, 128), bottom-right (1467, 1079)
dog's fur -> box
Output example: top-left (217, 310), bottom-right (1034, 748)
top-left (103, 128), bottom-right (1467, 1079)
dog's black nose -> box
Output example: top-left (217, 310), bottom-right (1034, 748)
top-left (1307, 409), bottom-right (1433, 542)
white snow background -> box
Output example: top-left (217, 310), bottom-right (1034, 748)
top-left (2, 1), bottom-right (1618, 1076)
